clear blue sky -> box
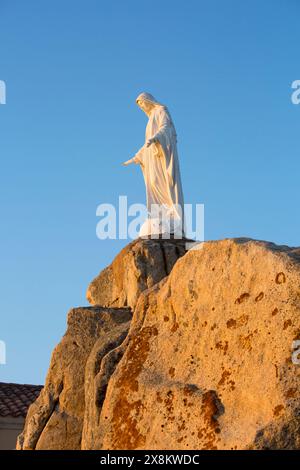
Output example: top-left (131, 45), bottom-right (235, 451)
top-left (0, 0), bottom-right (299, 385)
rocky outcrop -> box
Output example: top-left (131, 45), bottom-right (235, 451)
top-left (90, 238), bottom-right (300, 450)
top-left (19, 237), bottom-right (300, 450)
top-left (86, 237), bottom-right (189, 310)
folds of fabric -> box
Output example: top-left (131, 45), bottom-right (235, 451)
top-left (134, 93), bottom-right (184, 236)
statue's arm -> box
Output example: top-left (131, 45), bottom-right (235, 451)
top-left (122, 144), bottom-right (146, 166)
top-left (151, 108), bottom-right (169, 143)
top-left (132, 144), bottom-right (146, 164)
top-left (145, 109), bottom-right (170, 151)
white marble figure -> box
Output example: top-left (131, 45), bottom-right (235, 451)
top-left (123, 92), bottom-right (184, 238)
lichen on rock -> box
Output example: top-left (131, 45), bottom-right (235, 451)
top-left (18, 237), bottom-right (300, 450)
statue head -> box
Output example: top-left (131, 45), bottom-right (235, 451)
top-left (136, 99), bottom-right (154, 116)
top-left (136, 92), bottom-right (163, 116)
top-left (135, 91), bottom-right (177, 140)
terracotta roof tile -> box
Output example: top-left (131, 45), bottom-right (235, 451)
top-left (0, 382), bottom-right (43, 418)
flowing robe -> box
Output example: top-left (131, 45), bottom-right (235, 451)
top-left (133, 105), bottom-right (184, 236)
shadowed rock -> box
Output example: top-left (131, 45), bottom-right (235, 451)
top-left (17, 306), bottom-right (131, 450)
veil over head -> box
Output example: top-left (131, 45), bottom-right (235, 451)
top-left (135, 92), bottom-right (176, 138)
top-left (136, 92), bottom-right (164, 107)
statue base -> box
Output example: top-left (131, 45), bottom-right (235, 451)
top-left (139, 217), bottom-right (184, 239)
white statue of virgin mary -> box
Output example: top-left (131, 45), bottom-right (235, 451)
top-left (123, 92), bottom-right (185, 238)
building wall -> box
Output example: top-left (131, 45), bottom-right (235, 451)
top-left (0, 416), bottom-right (25, 450)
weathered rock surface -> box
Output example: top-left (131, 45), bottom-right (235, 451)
top-left (93, 238), bottom-right (300, 450)
top-left (18, 237), bottom-right (300, 450)
top-left (17, 306), bottom-right (131, 450)
top-left (86, 237), bottom-right (189, 310)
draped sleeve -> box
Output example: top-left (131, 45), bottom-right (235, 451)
top-left (152, 107), bottom-right (177, 186)
top-left (133, 144), bottom-right (145, 165)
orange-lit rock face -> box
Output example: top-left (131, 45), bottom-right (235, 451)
top-left (94, 239), bottom-right (300, 450)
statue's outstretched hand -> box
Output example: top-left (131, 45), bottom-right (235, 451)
top-left (146, 137), bottom-right (157, 147)
top-left (122, 158), bottom-right (135, 166)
